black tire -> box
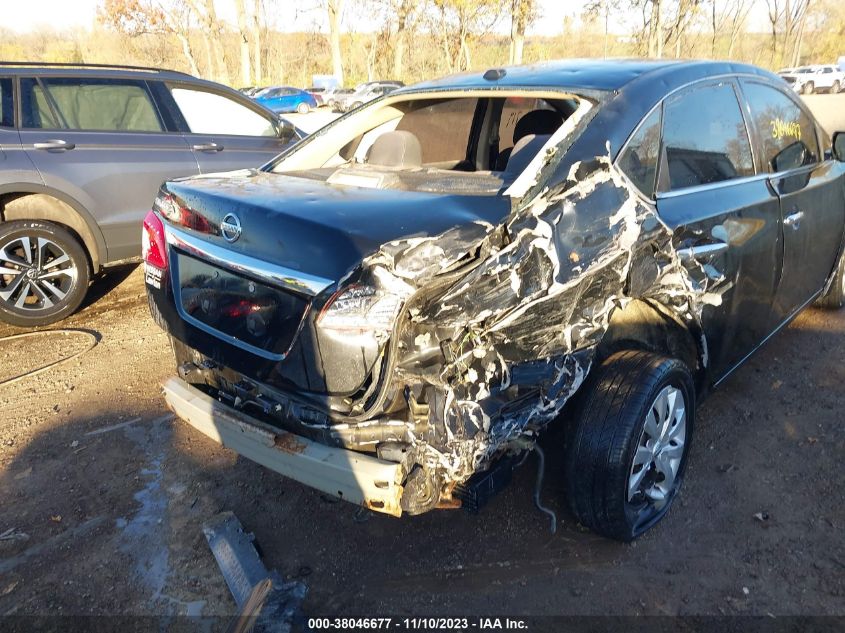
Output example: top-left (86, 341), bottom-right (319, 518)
top-left (816, 250), bottom-right (845, 309)
top-left (565, 350), bottom-right (695, 542)
top-left (803, 81), bottom-right (815, 95)
top-left (0, 220), bottom-right (90, 327)
top-left (296, 102), bottom-right (310, 114)
top-left (832, 80), bottom-right (841, 94)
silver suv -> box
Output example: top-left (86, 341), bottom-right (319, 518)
top-left (0, 62), bottom-right (300, 327)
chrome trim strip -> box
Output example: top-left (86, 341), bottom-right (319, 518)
top-left (164, 224), bottom-right (334, 297)
top-left (654, 173), bottom-right (773, 200)
top-left (677, 242), bottom-right (729, 261)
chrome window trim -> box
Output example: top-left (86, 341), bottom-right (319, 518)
top-left (654, 172), bottom-right (772, 200)
top-left (164, 223), bottom-right (334, 297)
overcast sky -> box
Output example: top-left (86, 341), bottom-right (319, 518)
top-left (4, 0), bottom-right (770, 36)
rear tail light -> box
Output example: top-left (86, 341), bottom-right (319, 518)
top-left (142, 210), bottom-right (168, 270)
top-left (317, 284), bottom-right (401, 334)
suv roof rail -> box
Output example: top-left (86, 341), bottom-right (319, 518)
top-left (0, 61), bottom-right (195, 77)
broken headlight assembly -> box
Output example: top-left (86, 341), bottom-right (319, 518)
top-left (317, 285), bottom-right (402, 335)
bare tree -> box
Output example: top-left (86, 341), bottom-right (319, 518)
top-left (234, 0), bottom-right (252, 85)
top-left (186, 0), bottom-right (231, 83)
top-left (393, 0), bottom-right (417, 78)
top-left (766, 0), bottom-right (811, 67)
top-left (325, 0), bottom-right (346, 84)
top-left (508, 0), bottom-right (537, 64)
top-left (98, 0), bottom-right (200, 75)
top-left (432, 0), bottom-right (505, 72)
top-left (252, 0), bottom-right (262, 83)
top-left (710, 0), bottom-right (753, 58)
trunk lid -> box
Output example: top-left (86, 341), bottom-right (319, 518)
top-left (164, 169), bottom-right (511, 283)
top-left (159, 169), bottom-right (511, 388)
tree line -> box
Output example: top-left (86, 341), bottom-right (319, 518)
top-left (0, 0), bottom-right (841, 89)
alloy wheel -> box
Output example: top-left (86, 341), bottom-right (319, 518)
top-left (0, 235), bottom-right (77, 312)
top-left (627, 384), bottom-right (687, 513)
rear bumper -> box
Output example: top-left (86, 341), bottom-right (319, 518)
top-left (162, 376), bottom-right (405, 517)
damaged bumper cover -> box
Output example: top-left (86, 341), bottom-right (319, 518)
top-left (162, 376), bottom-right (405, 516)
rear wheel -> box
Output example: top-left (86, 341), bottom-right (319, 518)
top-left (565, 350), bottom-right (695, 541)
top-left (0, 221), bottom-right (90, 327)
top-left (803, 81), bottom-right (815, 95)
top-left (296, 102), bottom-right (310, 114)
top-left (816, 250), bottom-right (845, 309)
top-left (832, 80), bottom-right (841, 94)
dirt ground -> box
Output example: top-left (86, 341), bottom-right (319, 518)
top-left (1, 95), bottom-right (844, 626)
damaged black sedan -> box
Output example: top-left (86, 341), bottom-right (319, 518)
top-left (145, 59), bottom-right (845, 541)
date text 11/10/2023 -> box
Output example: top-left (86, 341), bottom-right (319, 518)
top-left (307, 617), bottom-right (529, 630)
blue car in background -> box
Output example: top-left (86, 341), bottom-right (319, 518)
top-left (254, 86), bottom-right (318, 114)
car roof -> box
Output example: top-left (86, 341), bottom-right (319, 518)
top-left (0, 61), bottom-right (193, 81)
top-left (401, 58), bottom-right (775, 94)
top-left (0, 61), bottom-right (252, 95)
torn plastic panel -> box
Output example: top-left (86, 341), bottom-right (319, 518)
top-left (327, 151), bottom-right (731, 508)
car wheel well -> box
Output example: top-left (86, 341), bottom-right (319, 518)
top-left (0, 192), bottom-right (99, 273)
top-left (596, 299), bottom-right (706, 394)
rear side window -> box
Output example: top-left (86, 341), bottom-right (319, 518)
top-left (395, 98), bottom-right (477, 165)
top-left (171, 87), bottom-right (276, 137)
top-left (742, 82), bottom-right (819, 173)
top-left (660, 82), bottom-right (754, 191)
top-left (0, 78), bottom-right (12, 127)
top-left (618, 107), bottom-right (661, 197)
top-left (21, 77), bottom-right (163, 132)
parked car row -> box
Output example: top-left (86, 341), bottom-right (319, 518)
top-left (240, 81), bottom-right (406, 113)
top-left (329, 80), bottom-right (404, 112)
top-left (778, 64), bottom-right (845, 94)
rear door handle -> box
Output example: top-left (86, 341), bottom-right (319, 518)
top-left (784, 210), bottom-right (804, 229)
top-left (33, 139), bottom-right (75, 151)
top-left (192, 142), bottom-right (224, 152)
top-left (677, 242), bottom-right (728, 262)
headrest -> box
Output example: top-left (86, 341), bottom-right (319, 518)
top-left (366, 131), bottom-right (422, 168)
top-left (513, 109), bottom-right (563, 144)
top-left (504, 134), bottom-right (552, 176)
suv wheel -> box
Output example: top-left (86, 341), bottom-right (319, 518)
top-left (816, 250), bottom-right (845, 309)
top-left (565, 350), bottom-right (695, 541)
top-left (832, 80), bottom-right (841, 94)
top-left (0, 221), bottom-right (90, 327)
top-left (803, 81), bottom-right (815, 95)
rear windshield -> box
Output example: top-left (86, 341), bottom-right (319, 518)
top-left (273, 94), bottom-right (581, 195)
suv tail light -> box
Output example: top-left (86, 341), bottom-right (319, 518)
top-left (142, 210), bottom-right (168, 270)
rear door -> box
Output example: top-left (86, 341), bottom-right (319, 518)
top-left (649, 79), bottom-right (782, 379)
top-left (739, 79), bottom-right (845, 324)
top-left (0, 76), bottom-right (42, 184)
top-left (163, 83), bottom-right (291, 173)
top-left (17, 76), bottom-right (199, 262)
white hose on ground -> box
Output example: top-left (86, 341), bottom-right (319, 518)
top-left (0, 329), bottom-right (99, 388)
top-left (533, 445), bottom-right (558, 534)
